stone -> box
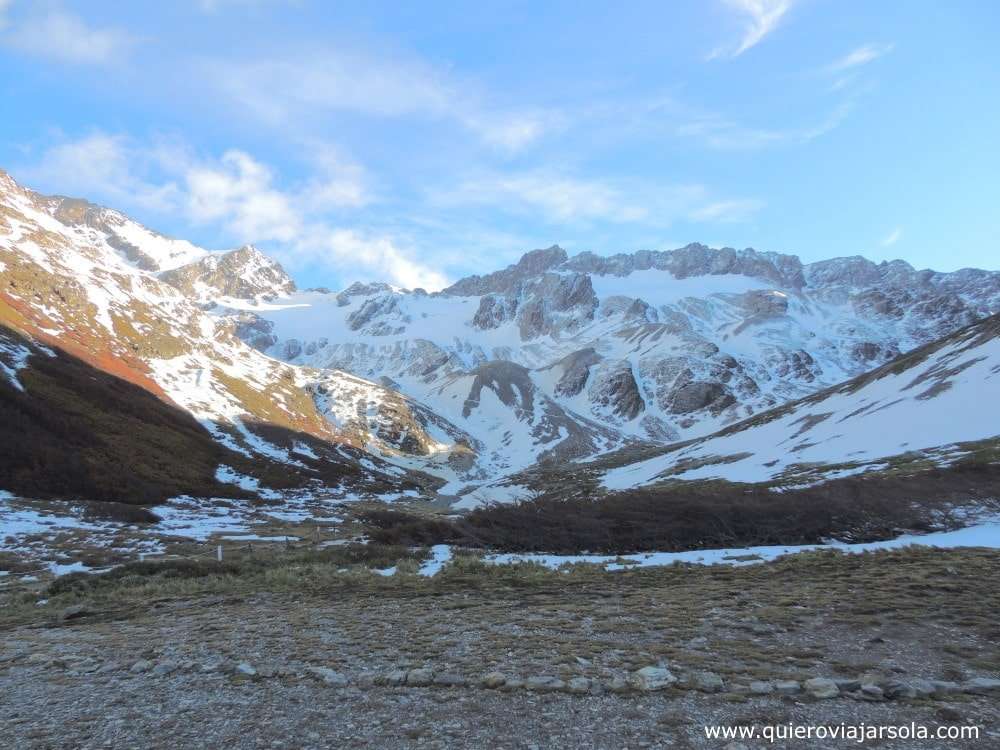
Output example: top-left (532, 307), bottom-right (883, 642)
top-left (59, 604), bottom-right (89, 621)
top-left (378, 670), bottom-right (407, 687)
top-left (525, 676), bottom-right (565, 692)
top-left (25, 653), bottom-right (50, 665)
top-left (834, 678), bottom-right (861, 693)
top-left (749, 681), bottom-right (773, 695)
top-left (500, 678), bottom-right (524, 692)
top-left (235, 662), bottom-right (257, 678)
top-left (432, 673), bottom-right (467, 687)
top-left (693, 671), bottom-right (725, 693)
top-left (931, 680), bottom-right (961, 697)
top-left (565, 677), bottom-right (590, 694)
top-left (481, 672), bottom-right (507, 689)
top-left (628, 666), bottom-right (677, 692)
top-left (911, 679), bottom-right (936, 699)
top-left (963, 677), bottom-right (1000, 695)
top-left (883, 680), bottom-right (916, 700)
top-left (308, 667), bottom-right (349, 687)
top-left (858, 685), bottom-right (884, 701)
top-left (71, 660), bottom-right (100, 674)
top-left (803, 677), bottom-right (839, 699)
top-left (774, 680), bottom-right (800, 695)
top-left (607, 677), bottom-right (630, 693)
top-left (130, 660), bottom-right (153, 674)
top-left (152, 662), bottom-right (178, 677)
top-left (406, 669), bottom-right (434, 687)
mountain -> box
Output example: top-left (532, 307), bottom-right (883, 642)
top-left (595, 312), bottom-right (1000, 492)
top-left (2, 165), bottom-right (999, 510)
top-left (198, 241), bottom-right (999, 498)
top-left (160, 245), bottom-right (296, 303)
top-left (0, 169), bottom-right (464, 502)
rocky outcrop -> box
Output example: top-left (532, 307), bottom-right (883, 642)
top-left (161, 245), bottom-right (296, 301)
top-left (588, 360), bottom-right (645, 420)
top-left (444, 245), bottom-right (568, 296)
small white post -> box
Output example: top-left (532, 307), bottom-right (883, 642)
top-left (217, 545), bottom-right (223, 562)
top-left (139, 553), bottom-right (145, 562)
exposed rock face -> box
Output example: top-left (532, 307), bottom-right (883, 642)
top-left (588, 361), bottom-right (644, 420)
top-left (472, 294), bottom-right (517, 330)
top-left (161, 245), bottom-right (296, 301)
top-left (443, 245), bottom-right (567, 296)
top-left (347, 295), bottom-right (402, 333)
top-left (233, 313), bottom-right (278, 351)
top-left (548, 348), bottom-right (600, 398)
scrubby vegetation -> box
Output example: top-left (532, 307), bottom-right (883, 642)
top-left (361, 469), bottom-right (1000, 554)
top-left (0, 326), bottom-right (236, 504)
top-left (41, 543), bottom-right (427, 599)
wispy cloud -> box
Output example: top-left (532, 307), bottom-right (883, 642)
top-left (202, 50), bottom-right (553, 151)
top-left (825, 43), bottom-right (895, 73)
top-left (20, 132), bottom-right (180, 211)
top-left (432, 171), bottom-right (763, 227)
top-left (673, 100), bottom-right (853, 150)
top-left (710, 0), bottom-right (794, 59)
top-left (17, 132), bottom-right (448, 290)
top-left (880, 227), bottom-right (903, 247)
top-left (689, 198), bottom-right (766, 223)
top-left (0, 5), bottom-right (136, 64)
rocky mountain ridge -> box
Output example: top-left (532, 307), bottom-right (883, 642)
top-left (3, 166), bottom-right (998, 507)
top-left (200, 240), bottom-right (998, 502)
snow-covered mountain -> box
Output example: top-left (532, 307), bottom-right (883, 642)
top-left (597, 312), bottom-right (1000, 492)
top-left (0, 169), bottom-right (468, 500)
top-left (194, 243), bottom-right (999, 492)
top-left (3, 166), bottom-right (999, 507)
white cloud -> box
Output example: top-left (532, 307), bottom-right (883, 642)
top-left (689, 198), bottom-right (765, 223)
top-left (1, 7), bottom-right (136, 64)
top-left (18, 133), bottom-right (448, 291)
top-left (203, 51), bottom-right (551, 151)
top-left (880, 227), bottom-right (902, 247)
top-left (434, 171), bottom-right (762, 228)
top-left (18, 133), bottom-right (180, 211)
top-left (444, 173), bottom-right (648, 223)
top-left (710, 0), bottom-right (794, 59)
top-left (825, 43), bottom-right (894, 73)
top-left (674, 100), bottom-right (852, 149)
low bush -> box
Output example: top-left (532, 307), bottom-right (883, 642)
top-left (360, 467), bottom-right (1000, 554)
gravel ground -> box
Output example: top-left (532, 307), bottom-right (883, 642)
top-left (3, 548), bottom-right (999, 748)
top-left (2, 663), bottom-right (998, 749)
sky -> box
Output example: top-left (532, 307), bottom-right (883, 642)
top-left (0, 0), bottom-right (997, 291)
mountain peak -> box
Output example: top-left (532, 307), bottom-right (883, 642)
top-left (443, 245), bottom-right (569, 296)
top-left (160, 246), bottom-right (296, 302)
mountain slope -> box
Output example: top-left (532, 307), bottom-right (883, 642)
top-left (215, 245), bottom-right (1000, 466)
top-left (598, 313), bottom-right (1000, 491)
top-left (0, 169), bottom-right (469, 500)
top-left (0, 324), bottom-right (246, 504)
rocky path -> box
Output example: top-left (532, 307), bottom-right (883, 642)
top-left (2, 568), bottom-right (1000, 750)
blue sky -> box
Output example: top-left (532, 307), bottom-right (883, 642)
top-left (0, 0), bottom-right (997, 290)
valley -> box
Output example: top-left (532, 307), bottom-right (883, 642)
top-left (2, 169), bottom-right (999, 749)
